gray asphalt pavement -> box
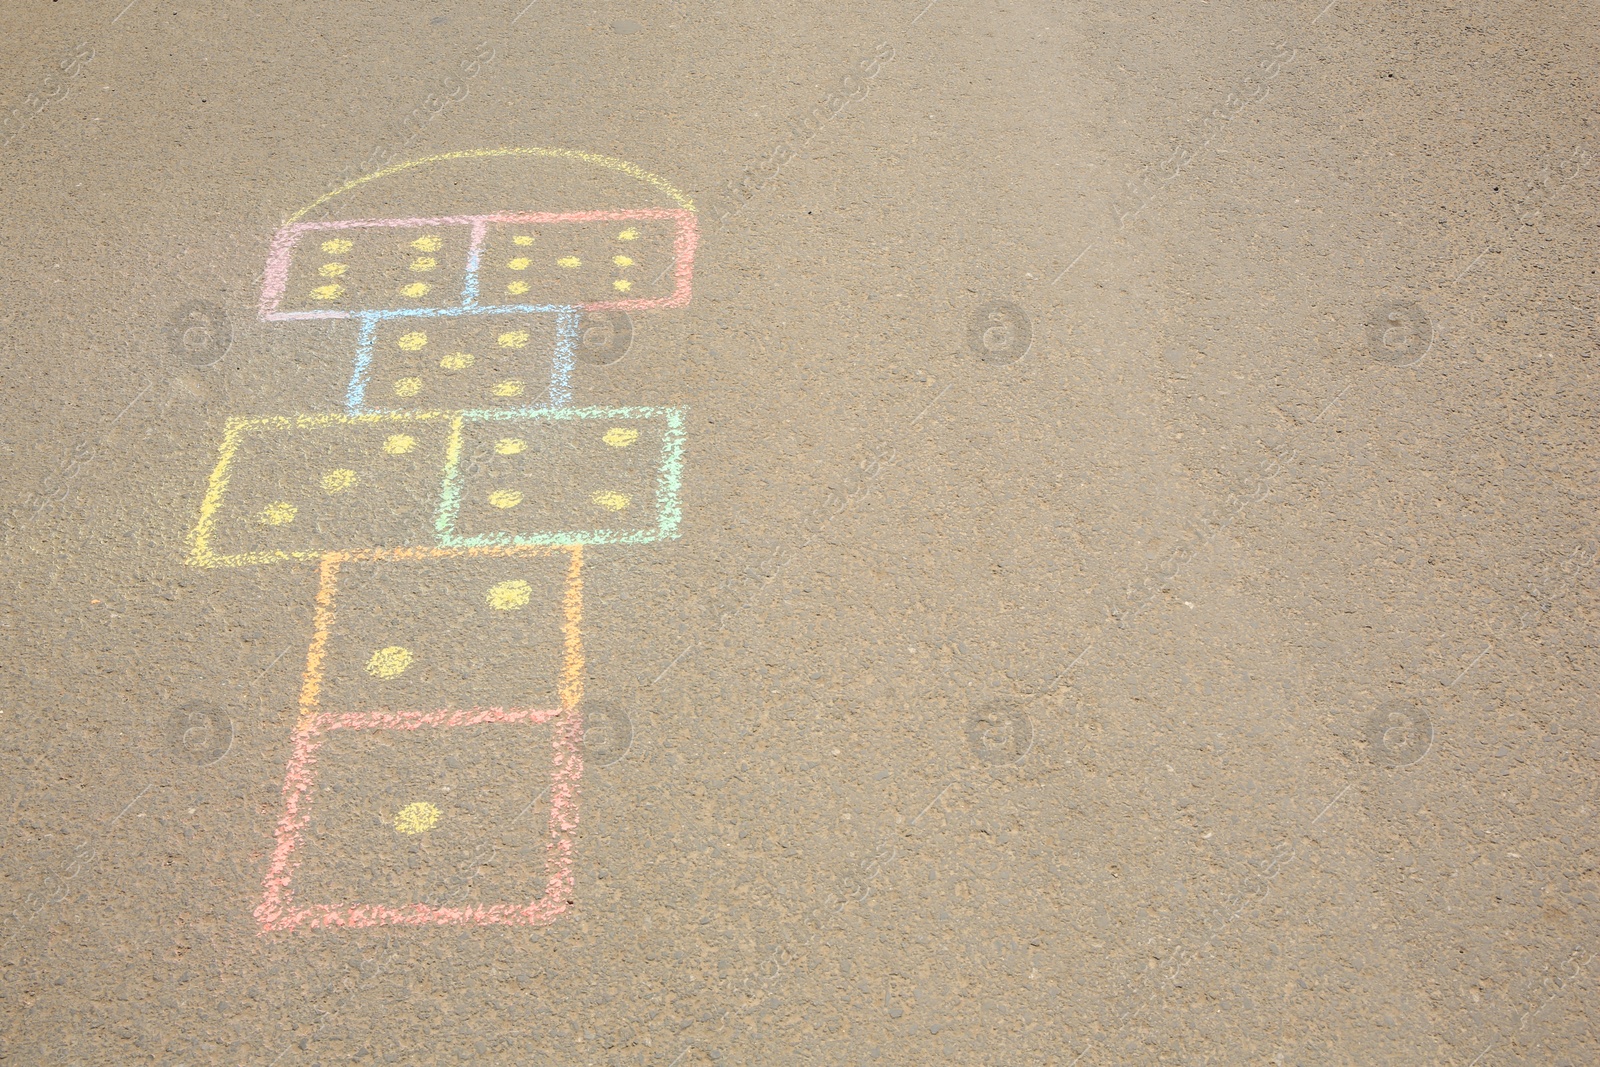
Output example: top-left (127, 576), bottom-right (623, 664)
top-left (2, 1), bottom-right (1597, 1063)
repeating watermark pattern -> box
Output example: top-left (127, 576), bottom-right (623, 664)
top-left (1112, 43), bottom-right (1296, 229)
top-left (1367, 301), bottom-right (1435, 367)
top-left (317, 40), bottom-right (497, 210)
top-left (680, 438), bottom-right (899, 659)
top-left (0, 782), bottom-right (151, 953)
top-left (166, 299), bottom-right (235, 369)
top-left (8, 0), bottom-right (1594, 1061)
top-left (3, 291), bottom-right (247, 549)
top-left (0, 41), bottom-right (95, 150)
top-left (166, 701), bottom-right (234, 767)
top-left (666, 18), bottom-right (1585, 1067)
top-left (574, 308), bottom-right (634, 366)
top-left (1508, 146), bottom-right (1590, 227)
top-left (966, 301), bottom-right (1033, 365)
top-left (705, 42), bottom-right (895, 230)
top-left (1044, 224), bottom-right (1582, 1057)
top-left (1108, 435), bottom-right (1301, 635)
top-left (207, 139), bottom-right (694, 1046)
top-left (658, 74), bottom-right (1588, 1067)
top-left (1454, 144), bottom-right (1591, 287)
top-left (581, 701), bottom-right (633, 767)
top-left (1467, 946), bottom-right (1595, 1066)
top-left (1073, 836), bottom-right (1301, 1064)
top-left (965, 699), bottom-right (1034, 766)
top-left (1362, 699), bottom-right (1433, 769)
top-left (1517, 541), bottom-right (1599, 634)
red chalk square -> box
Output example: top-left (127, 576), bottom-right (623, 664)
top-left (256, 704), bottom-right (581, 931)
top-left (259, 544), bottom-right (585, 932)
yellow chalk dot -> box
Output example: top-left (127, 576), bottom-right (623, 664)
top-left (495, 437), bottom-right (526, 455)
top-left (613, 279), bottom-right (633, 292)
top-left (396, 331), bottom-right (428, 351)
top-left (486, 579), bottom-right (533, 610)
top-left (383, 434), bottom-right (416, 455)
top-left (488, 489), bottom-right (523, 509)
top-left (603, 427), bottom-right (639, 448)
top-left (394, 802), bottom-right (440, 835)
top-left (557, 256), bottom-right (581, 268)
top-left (258, 501), bottom-right (297, 525)
top-left (506, 281), bottom-right (531, 295)
top-left (439, 351), bottom-right (474, 370)
top-left (617, 228), bottom-right (640, 240)
top-left (410, 257), bottom-right (438, 272)
top-left (321, 238), bottom-right (353, 254)
top-left (321, 468), bottom-right (358, 494)
top-left (366, 645), bottom-right (413, 679)
top-left (513, 234), bottom-right (535, 246)
top-left (394, 377), bottom-right (423, 397)
top-left (411, 235), bottom-right (443, 252)
top-left (613, 255), bottom-right (635, 267)
top-left (508, 257), bottom-right (531, 270)
top-left (492, 379), bottom-right (525, 397)
top-left (497, 330), bottom-right (530, 348)
top-left (310, 284), bottom-right (345, 300)
top-left (592, 490), bottom-right (631, 511)
top-left (401, 282), bottom-right (430, 298)
top-left (319, 262), bottom-right (347, 277)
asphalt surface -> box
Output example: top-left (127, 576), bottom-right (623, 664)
top-left (2, 1), bottom-right (1598, 1064)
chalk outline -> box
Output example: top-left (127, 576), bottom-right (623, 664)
top-left (185, 406), bottom-right (685, 568)
top-left (549, 305), bottom-right (580, 408)
top-left (257, 542), bottom-right (584, 933)
top-left (186, 412), bottom-right (452, 569)
top-left (202, 149), bottom-right (696, 937)
top-left (434, 405), bottom-right (684, 548)
top-left (344, 306), bottom-right (583, 415)
top-left (260, 209), bottom-right (699, 321)
top-left (286, 146), bottom-right (696, 224)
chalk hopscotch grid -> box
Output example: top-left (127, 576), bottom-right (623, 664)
top-left (186, 411), bottom-right (452, 569)
top-left (184, 406), bottom-right (683, 568)
top-left (433, 405), bottom-right (685, 548)
top-left (462, 217), bottom-right (487, 307)
top-left (258, 542), bottom-right (585, 933)
top-left (259, 208), bottom-right (699, 321)
top-left (187, 149), bottom-right (699, 944)
top-left (343, 305), bottom-right (583, 414)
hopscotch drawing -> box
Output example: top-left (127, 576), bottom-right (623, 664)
top-left (185, 148), bottom-right (697, 931)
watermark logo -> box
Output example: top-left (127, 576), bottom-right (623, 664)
top-left (966, 301), bottom-right (1032, 365)
top-left (1364, 699), bottom-right (1432, 768)
top-left (575, 309), bottom-right (634, 367)
top-left (1368, 301), bottom-right (1434, 368)
top-left (167, 701), bottom-right (233, 767)
top-left (582, 701), bottom-right (633, 767)
top-left (167, 300), bottom-right (233, 369)
top-left (966, 700), bottom-right (1033, 766)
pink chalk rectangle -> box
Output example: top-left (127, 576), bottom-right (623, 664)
top-left (256, 703), bottom-right (582, 933)
top-left (259, 208), bottom-right (698, 320)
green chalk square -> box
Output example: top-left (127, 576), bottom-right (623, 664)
top-left (435, 406), bottom-right (683, 547)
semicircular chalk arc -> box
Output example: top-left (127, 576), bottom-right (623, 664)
top-left (286, 146), bottom-right (697, 224)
